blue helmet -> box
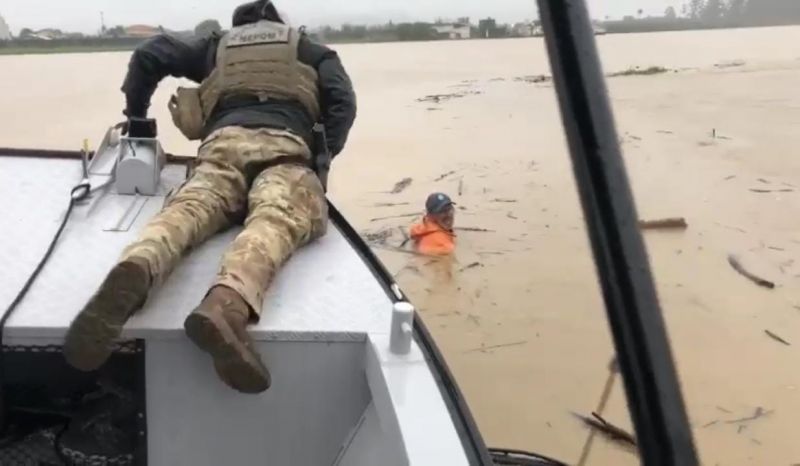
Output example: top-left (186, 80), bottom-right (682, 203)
top-left (425, 193), bottom-right (455, 214)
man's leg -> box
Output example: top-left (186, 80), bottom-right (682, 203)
top-left (64, 133), bottom-right (249, 371)
top-left (184, 162), bottom-right (327, 393)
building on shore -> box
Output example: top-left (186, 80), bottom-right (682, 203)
top-left (433, 22), bottom-right (470, 39)
top-left (0, 13), bottom-right (11, 40)
top-left (433, 18), bottom-right (471, 39)
top-left (124, 24), bottom-right (161, 38)
top-left (478, 18), bottom-right (510, 39)
top-left (31, 28), bottom-right (65, 40)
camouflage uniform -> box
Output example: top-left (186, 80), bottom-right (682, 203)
top-left (120, 126), bottom-right (328, 315)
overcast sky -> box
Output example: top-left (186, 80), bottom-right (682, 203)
top-left (1, 0), bottom-right (685, 35)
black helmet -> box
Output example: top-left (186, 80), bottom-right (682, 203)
top-left (425, 193), bottom-right (455, 215)
top-left (232, 0), bottom-right (283, 27)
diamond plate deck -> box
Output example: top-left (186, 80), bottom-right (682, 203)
top-left (0, 156), bottom-right (392, 341)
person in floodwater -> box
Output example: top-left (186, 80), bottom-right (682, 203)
top-left (410, 193), bottom-right (457, 255)
top-left (63, 0), bottom-right (356, 394)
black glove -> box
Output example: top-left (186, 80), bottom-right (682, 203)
top-left (126, 117), bottom-right (158, 138)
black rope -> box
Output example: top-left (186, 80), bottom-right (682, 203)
top-left (489, 448), bottom-right (569, 466)
top-left (0, 183), bottom-right (91, 431)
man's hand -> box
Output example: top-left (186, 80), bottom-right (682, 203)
top-left (114, 120), bottom-right (130, 136)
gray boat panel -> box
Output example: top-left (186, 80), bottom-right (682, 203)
top-left (336, 401), bottom-right (405, 466)
top-left (0, 156), bottom-right (391, 342)
top-left (146, 339), bottom-right (373, 466)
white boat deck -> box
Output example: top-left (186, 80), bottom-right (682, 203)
top-left (0, 155), bottom-right (472, 466)
top-left (0, 156), bottom-right (390, 342)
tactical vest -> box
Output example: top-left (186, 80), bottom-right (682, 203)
top-left (169, 20), bottom-right (321, 141)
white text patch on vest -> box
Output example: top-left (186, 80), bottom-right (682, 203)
top-left (227, 22), bottom-right (291, 48)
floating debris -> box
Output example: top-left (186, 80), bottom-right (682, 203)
top-left (764, 330), bottom-right (791, 346)
top-left (390, 177), bottom-right (413, 194)
top-left (369, 212), bottom-right (419, 223)
top-left (714, 60), bottom-right (746, 69)
top-left (728, 255), bottom-right (775, 289)
top-left (372, 202), bottom-right (410, 208)
top-left (608, 66), bottom-right (670, 77)
top-left (455, 227), bottom-right (495, 233)
top-left (725, 407), bottom-right (773, 425)
top-left (639, 217), bottom-right (688, 230)
top-left (749, 188), bottom-right (794, 193)
top-left (464, 340), bottom-right (527, 354)
top-left (434, 170), bottom-right (457, 182)
top-left (574, 412), bottom-right (637, 448)
top-left (459, 262), bottom-right (484, 272)
top-left (416, 90), bottom-right (482, 104)
top-left (513, 75), bottom-right (551, 84)
top-left (361, 228), bottom-right (394, 246)
top-left (491, 198), bottom-right (518, 203)
top-left (715, 222), bottom-right (746, 233)
top-left (458, 178), bottom-right (465, 196)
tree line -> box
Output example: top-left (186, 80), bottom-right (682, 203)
top-left (683, 0), bottom-right (800, 23)
top-left (607, 0), bottom-right (800, 33)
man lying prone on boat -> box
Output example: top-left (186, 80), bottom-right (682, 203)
top-left (63, 0), bottom-right (357, 394)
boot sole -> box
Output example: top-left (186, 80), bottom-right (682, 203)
top-left (184, 312), bottom-right (271, 394)
top-left (63, 262), bottom-right (148, 372)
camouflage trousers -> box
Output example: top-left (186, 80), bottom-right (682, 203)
top-left (119, 126), bottom-right (328, 317)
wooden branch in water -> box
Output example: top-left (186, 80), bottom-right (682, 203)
top-left (372, 202), bottom-right (410, 207)
top-left (434, 170), bottom-right (457, 182)
top-left (455, 227), bottom-right (495, 233)
top-left (390, 177), bottom-right (413, 194)
top-left (398, 227), bottom-right (412, 248)
top-left (464, 340), bottom-right (527, 354)
top-left (725, 407), bottom-right (773, 424)
top-left (369, 212), bottom-right (419, 222)
top-left (638, 217), bottom-right (688, 230)
top-left (749, 188), bottom-right (794, 193)
top-left (370, 244), bottom-right (425, 257)
top-left (574, 412), bottom-right (637, 448)
top-left (727, 255), bottom-right (775, 289)
top-left (765, 330), bottom-right (791, 346)
top-left (459, 262), bottom-right (484, 272)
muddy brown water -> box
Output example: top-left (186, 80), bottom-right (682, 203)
top-left (3, 26), bottom-right (800, 465)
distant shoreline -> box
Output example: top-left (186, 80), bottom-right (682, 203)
top-left (2, 22), bottom-right (800, 57)
top-left (0, 45), bottom-right (137, 56)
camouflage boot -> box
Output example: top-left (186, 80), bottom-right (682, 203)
top-left (184, 286), bottom-right (271, 394)
top-left (64, 258), bottom-right (152, 371)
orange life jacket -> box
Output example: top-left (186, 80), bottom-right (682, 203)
top-left (410, 216), bottom-right (456, 256)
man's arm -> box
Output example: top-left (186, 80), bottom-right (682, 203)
top-left (121, 34), bottom-right (217, 118)
top-left (301, 40), bottom-right (357, 157)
